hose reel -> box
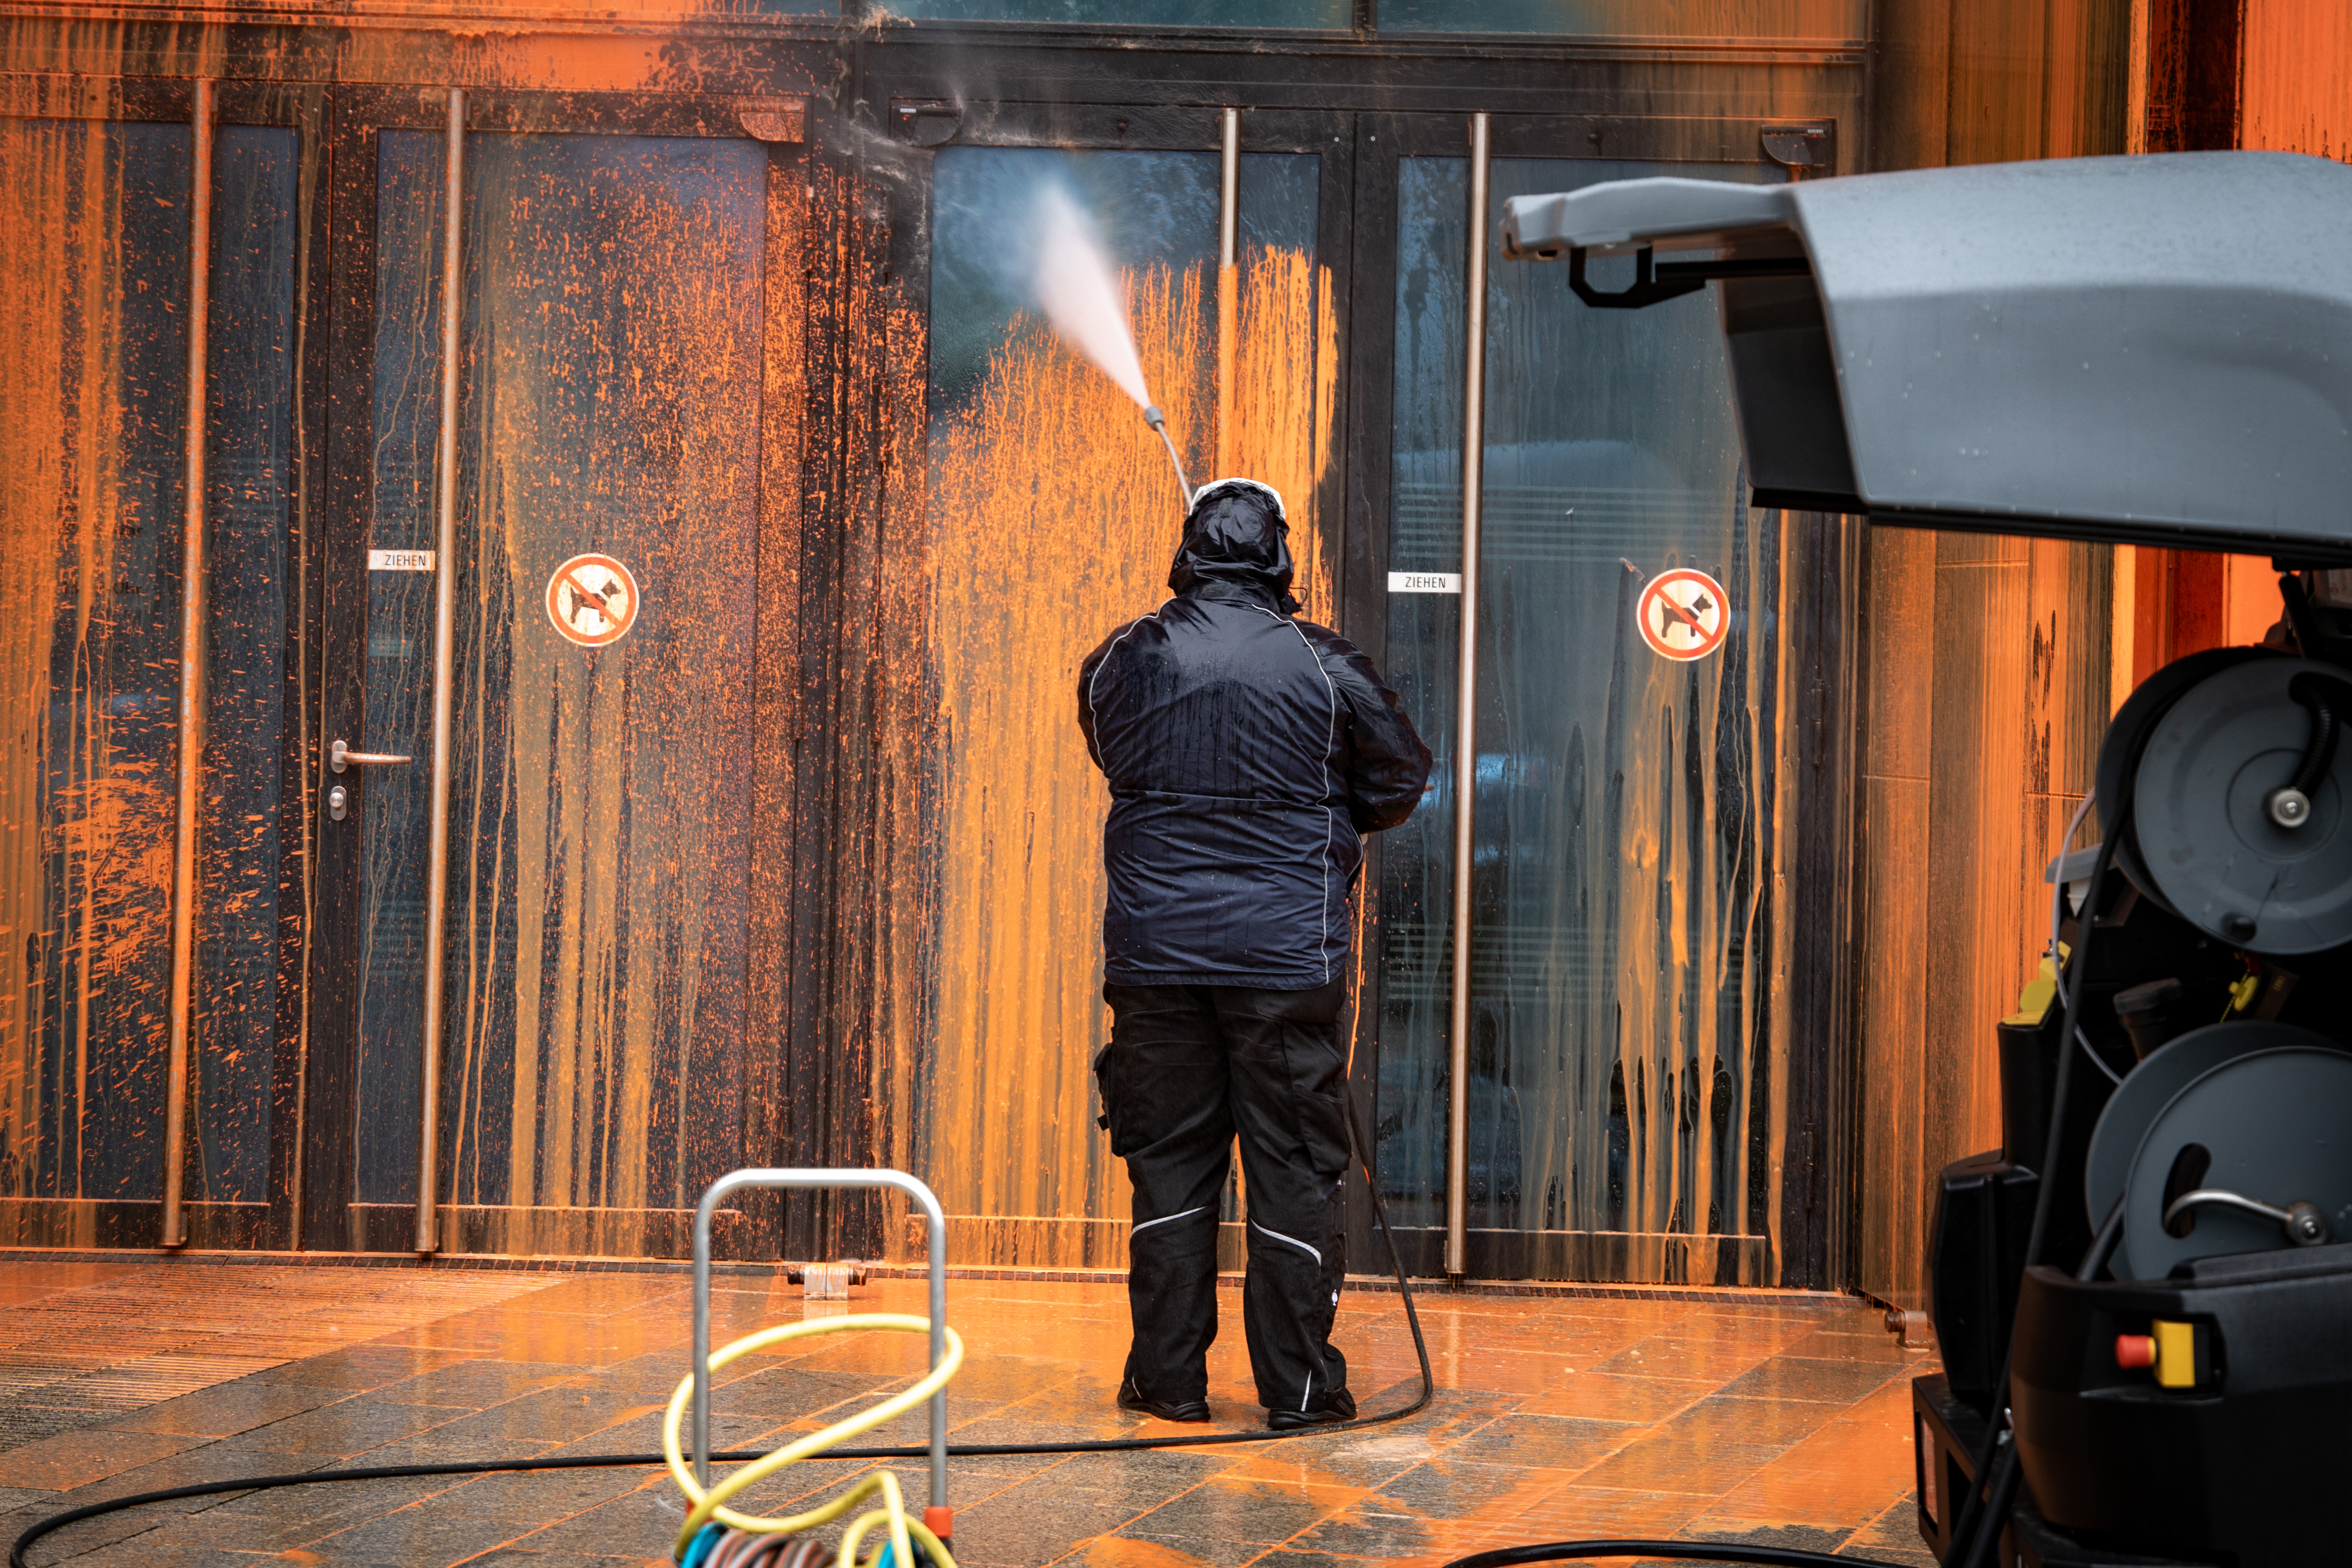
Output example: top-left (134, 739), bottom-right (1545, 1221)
top-left (2107, 654), bottom-right (2352, 955)
top-left (2082, 650), bottom-right (2352, 1279)
top-left (2082, 1024), bottom-right (2352, 1279)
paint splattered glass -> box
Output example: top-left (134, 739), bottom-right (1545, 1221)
top-left (1378, 154), bottom-right (1804, 1283)
top-left (356, 131), bottom-right (763, 1222)
top-left (918, 146), bottom-right (1328, 1263)
top-left (0, 118), bottom-right (295, 1212)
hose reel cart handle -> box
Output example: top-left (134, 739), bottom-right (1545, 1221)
top-left (693, 1170), bottom-right (951, 1522)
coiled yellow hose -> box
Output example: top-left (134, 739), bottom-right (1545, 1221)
top-left (662, 1314), bottom-right (966, 1568)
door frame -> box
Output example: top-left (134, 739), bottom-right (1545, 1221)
top-left (301, 85), bottom-right (808, 1256)
top-left (1337, 109), bottom-right (1856, 1286)
top-left (0, 79), bottom-right (325, 1254)
top-left (857, 96), bottom-right (1360, 1271)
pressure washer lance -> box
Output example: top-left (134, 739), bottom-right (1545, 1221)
top-left (1143, 404), bottom-right (1192, 511)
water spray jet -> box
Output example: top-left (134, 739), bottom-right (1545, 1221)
top-left (1032, 184), bottom-right (1193, 513)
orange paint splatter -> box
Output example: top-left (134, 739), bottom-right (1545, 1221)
top-left (0, 115), bottom-right (181, 1200)
top-left (920, 249), bottom-right (1336, 1264)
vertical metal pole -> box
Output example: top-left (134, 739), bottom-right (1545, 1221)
top-left (1444, 112), bottom-right (1491, 1286)
top-left (1219, 107), bottom-right (1239, 270)
top-left (415, 87), bottom-right (464, 1256)
top-left (1215, 106), bottom-right (1240, 479)
top-left (161, 78), bottom-right (216, 1252)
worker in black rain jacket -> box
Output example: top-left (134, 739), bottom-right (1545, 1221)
top-left (1079, 475), bottom-right (1431, 1430)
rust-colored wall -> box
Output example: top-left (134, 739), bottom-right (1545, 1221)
top-left (2240, 0), bottom-right (2351, 160)
top-left (1853, 0), bottom-right (2343, 1310)
top-left (1854, 0), bottom-right (2132, 1311)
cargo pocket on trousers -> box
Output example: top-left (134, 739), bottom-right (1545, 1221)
top-left (1093, 1043), bottom-right (1141, 1158)
top-left (1299, 1085), bottom-right (1351, 1184)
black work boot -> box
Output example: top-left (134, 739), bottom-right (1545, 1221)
top-left (1265, 1385), bottom-right (1355, 1431)
top-left (1118, 1376), bottom-right (1211, 1423)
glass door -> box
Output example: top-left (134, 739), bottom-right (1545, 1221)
top-left (902, 104), bottom-right (1341, 1268)
top-left (0, 99), bottom-right (302, 1248)
top-left (1349, 113), bottom-right (1838, 1285)
top-left (310, 96), bottom-right (772, 1254)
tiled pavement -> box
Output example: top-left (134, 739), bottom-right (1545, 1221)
top-left (0, 1262), bottom-right (1940, 1568)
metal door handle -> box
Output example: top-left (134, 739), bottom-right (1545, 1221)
top-left (331, 739), bottom-right (413, 773)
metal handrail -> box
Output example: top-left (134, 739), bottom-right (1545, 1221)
top-left (691, 1170), bottom-right (949, 1513)
top-left (1445, 110), bottom-right (1492, 1285)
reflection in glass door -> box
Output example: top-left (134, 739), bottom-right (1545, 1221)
top-left (345, 124), bottom-right (764, 1250)
top-left (1375, 149), bottom-right (1802, 1284)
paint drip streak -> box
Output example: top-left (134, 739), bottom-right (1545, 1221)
top-left (0, 117), bottom-right (181, 1206)
top-left (918, 249), bottom-right (1336, 1265)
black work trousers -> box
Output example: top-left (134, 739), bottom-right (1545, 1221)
top-left (1095, 979), bottom-right (1351, 1415)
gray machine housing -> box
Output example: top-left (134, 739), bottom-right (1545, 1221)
top-left (1500, 151), bottom-right (2352, 1568)
top-left (1502, 153), bottom-right (2352, 560)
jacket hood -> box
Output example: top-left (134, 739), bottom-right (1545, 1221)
top-left (1168, 478), bottom-right (1298, 612)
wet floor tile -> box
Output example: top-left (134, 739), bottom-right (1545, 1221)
top-left (202, 1472), bottom-right (454, 1526)
top-left (1087, 1526), bottom-right (1266, 1567)
top-left (495, 1481), bottom-right (695, 1556)
top-left (1511, 1372), bottom-right (1713, 1424)
top-left (709, 1366), bottom-right (897, 1420)
top-left (253, 1347), bottom-right (482, 1390)
top-left (1122, 1474), bottom-right (1365, 1544)
top-left (1672, 1517), bottom-right (1851, 1551)
top-left (0, 1427), bottom-right (210, 1490)
top-left (1033, 1448), bottom-right (1239, 1509)
top-left (101, 1377), bottom-right (348, 1437)
top-left (1361, 1459), bottom-right (1575, 1521)
top-left (1779, 1328), bottom-right (1927, 1366)
top-left (422, 1388), bottom-right (662, 1446)
top-left (1280, 1500), bottom-right (1534, 1563)
top-left (1563, 1431), bottom-right (1784, 1499)
top-left (1842, 1493), bottom-right (1941, 1568)
top-left (1442, 1414), bottom-right (1635, 1473)
top-left (0, 1263), bottom-right (1933, 1568)
top-left (1646, 1393), bottom-right (1845, 1452)
top-left (1713, 1356), bottom-right (1907, 1406)
top-left (939, 1492), bottom-right (1149, 1568)
top-left (370, 1360), bottom-right (591, 1407)
top-left (216, 1398), bottom-right (475, 1457)
top-left (1502, 1477), bottom-right (1698, 1539)
top-left (541, 1408), bottom-right (772, 1460)
top-left (1707, 1380), bottom-right (1920, 1529)
top-left (283, 1504), bottom-right (534, 1563)
top-left (345, 1434), bottom-right (569, 1470)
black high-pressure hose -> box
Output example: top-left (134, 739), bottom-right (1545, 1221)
top-left (9, 1087), bottom-right (1431, 1568)
top-left (2281, 672), bottom-right (2345, 807)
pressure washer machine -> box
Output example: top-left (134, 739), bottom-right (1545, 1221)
top-left (1500, 152), bottom-right (2352, 1568)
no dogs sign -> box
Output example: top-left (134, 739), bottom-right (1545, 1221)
top-left (546, 554), bottom-right (640, 647)
top-left (1636, 568), bottom-right (1728, 662)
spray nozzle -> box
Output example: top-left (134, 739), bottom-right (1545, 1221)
top-left (1140, 404), bottom-right (1192, 512)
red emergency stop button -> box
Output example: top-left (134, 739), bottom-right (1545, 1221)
top-left (2115, 1334), bottom-right (2158, 1369)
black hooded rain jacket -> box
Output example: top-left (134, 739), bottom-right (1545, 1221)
top-left (1078, 481), bottom-right (1432, 990)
